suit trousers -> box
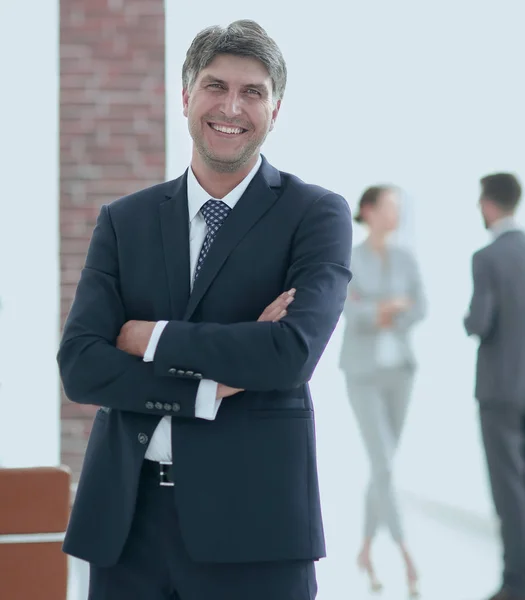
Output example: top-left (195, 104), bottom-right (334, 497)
top-left (479, 402), bottom-right (525, 595)
top-left (345, 366), bottom-right (414, 542)
top-left (88, 460), bottom-right (317, 600)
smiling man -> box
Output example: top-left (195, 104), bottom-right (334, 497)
top-left (58, 20), bottom-right (352, 600)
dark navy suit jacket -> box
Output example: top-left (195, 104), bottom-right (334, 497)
top-left (58, 157), bottom-right (353, 567)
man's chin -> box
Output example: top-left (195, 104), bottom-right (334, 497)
top-left (201, 149), bottom-right (252, 173)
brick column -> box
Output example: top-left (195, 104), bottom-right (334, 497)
top-left (60, 0), bottom-right (166, 481)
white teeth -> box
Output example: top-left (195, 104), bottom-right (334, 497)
top-left (210, 124), bottom-right (244, 134)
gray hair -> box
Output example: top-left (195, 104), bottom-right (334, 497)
top-left (182, 20), bottom-right (287, 103)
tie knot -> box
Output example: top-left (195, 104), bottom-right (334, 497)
top-left (200, 200), bottom-right (231, 228)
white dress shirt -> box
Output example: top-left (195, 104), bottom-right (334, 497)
top-left (143, 155), bottom-right (262, 462)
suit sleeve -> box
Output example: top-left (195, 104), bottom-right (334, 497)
top-left (464, 251), bottom-right (496, 339)
top-left (57, 205), bottom-right (200, 417)
top-left (153, 193), bottom-right (353, 391)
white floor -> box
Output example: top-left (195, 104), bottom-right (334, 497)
top-left (318, 500), bottom-right (500, 600)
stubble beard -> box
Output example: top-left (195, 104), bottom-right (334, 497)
top-left (189, 118), bottom-right (270, 174)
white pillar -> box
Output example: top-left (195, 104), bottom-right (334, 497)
top-left (0, 0), bottom-right (60, 467)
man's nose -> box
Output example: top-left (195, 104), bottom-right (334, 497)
top-left (220, 91), bottom-right (243, 117)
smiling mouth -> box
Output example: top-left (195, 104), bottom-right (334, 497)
top-left (208, 122), bottom-right (248, 135)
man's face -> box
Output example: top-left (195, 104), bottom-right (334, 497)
top-left (479, 196), bottom-right (495, 229)
top-left (183, 54), bottom-right (280, 173)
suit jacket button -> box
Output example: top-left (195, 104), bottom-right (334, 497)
top-left (176, 369), bottom-right (185, 377)
top-left (172, 402), bottom-right (181, 412)
top-left (185, 371), bottom-right (194, 377)
top-left (194, 373), bottom-right (203, 380)
top-left (155, 402), bottom-right (163, 410)
top-left (138, 433), bottom-right (149, 445)
top-left (164, 403), bottom-right (172, 411)
top-left (168, 368), bottom-right (177, 375)
top-left (145, 401), bottom-right (154, 409)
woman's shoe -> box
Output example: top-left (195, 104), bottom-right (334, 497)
top-left (407, 577), bottom-right (420, 599)
top-left (357, 549), bottom-right (383, 594)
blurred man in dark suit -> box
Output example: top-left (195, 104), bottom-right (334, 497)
top-left (465, 173), bottom-right (525, 600)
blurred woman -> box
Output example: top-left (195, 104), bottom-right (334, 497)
top-left (340, 185), bottom-right (426, 597)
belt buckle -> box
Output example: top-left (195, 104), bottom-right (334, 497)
top-left (159, 461), bottom-right (174, 487)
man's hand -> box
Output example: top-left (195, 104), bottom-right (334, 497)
top-left (257, 288), bottom-right (296, 322)
top-left (116, 320), bottom-right (156, 358)
top-left (217, 288), bottom-right (296, 398)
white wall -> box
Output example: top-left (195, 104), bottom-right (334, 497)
top-left (166, 1), bottom-right (525, 525)
top-left (0, 1), bottom-right (60, 467)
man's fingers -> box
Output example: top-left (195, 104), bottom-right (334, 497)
top-left (217, 384), bottom-right (245, 399)
top-left (272, 309), bottom-right (287, 322)
top-left (258, 289), bottom-right (295, 322)
top-left (267, 289), bottom-right (296, 311)
top-left (260, 301), bottom-right (292, 322)
top-left (267, 303), bottom-right (290, 321)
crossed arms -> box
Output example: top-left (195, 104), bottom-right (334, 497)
top-left (57, 194), bottom-right (352, 417)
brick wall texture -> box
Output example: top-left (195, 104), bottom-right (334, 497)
top-left (60, 0), bottom-right (166, 481)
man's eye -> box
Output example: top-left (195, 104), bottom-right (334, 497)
top-left (246, 89), bottom-right (261, 95)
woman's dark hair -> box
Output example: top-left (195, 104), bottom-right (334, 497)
top-left (354, 185), bottom-right (395, 223)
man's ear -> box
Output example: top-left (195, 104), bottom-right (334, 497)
top-left (269, 99), bottom-right (281, 131)
top-left (182, 88), bottom-right (190, 118)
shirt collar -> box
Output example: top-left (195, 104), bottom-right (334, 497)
top-left (490, 215), bottom-right (520, 240)
top-left (186, 155), bottom-right (262, 222)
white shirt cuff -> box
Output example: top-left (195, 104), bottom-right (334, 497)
top-left (195, 379), bottom-right (221, 420)
top-left (143, 321), bottom-right (220, 420)
top-left (143, 320), bottom-right (168, 362)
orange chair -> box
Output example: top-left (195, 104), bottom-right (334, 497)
top-left (0, 466), bottom-right (71, 600)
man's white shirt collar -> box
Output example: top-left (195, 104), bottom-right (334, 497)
top-left (490, 215), bottom-right (520, 240)
top-left (186, 155), bottom-right (262, 222)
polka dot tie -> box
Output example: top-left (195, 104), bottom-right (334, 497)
top-left (193, 200), bottom-right (232, 284)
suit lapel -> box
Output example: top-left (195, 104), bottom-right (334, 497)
top-left (159, 174), bottom-right (191, 319)
top-left (183, 157), bottom-right (282, 321)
